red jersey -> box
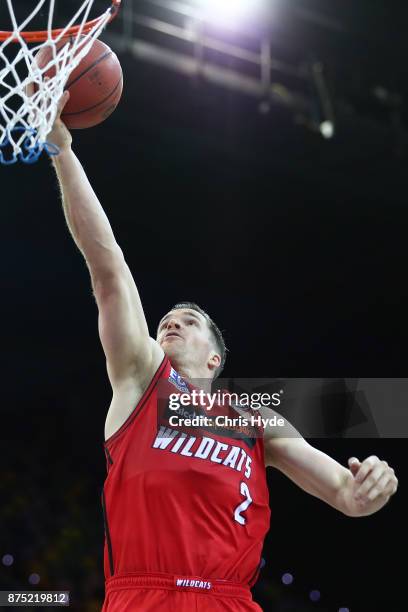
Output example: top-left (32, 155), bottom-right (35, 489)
top-left (102, 356), bottom-right (271, 587)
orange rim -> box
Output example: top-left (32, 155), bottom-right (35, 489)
top-left (0, 0), bottom-right (121, 42)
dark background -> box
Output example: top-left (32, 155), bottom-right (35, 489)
top-left (0, 1), bottom-right (407, 611)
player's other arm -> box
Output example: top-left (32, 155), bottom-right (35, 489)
top-left (262, 409), bottom-right (398, 517)
top-left (49, 93), bottom-right (163, 389)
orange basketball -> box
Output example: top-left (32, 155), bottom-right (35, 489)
top-left (35, 38), bottom-right (123, 129)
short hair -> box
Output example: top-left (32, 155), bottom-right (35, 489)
top-left (169, 302), bottom-right (227, 379)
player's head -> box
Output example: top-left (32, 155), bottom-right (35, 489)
top-left (157, 302), bottom-right (227, 379)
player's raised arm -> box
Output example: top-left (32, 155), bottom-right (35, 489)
top-left (48, 93), bottom-right (164, 392)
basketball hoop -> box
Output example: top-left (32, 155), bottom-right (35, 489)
top-left (0, 0), bottom-right (121, 164)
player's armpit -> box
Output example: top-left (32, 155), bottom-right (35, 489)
top-left (93, 258), bottom-right (164, 389)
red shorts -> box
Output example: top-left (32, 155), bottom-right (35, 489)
top-left (102, 573), bottom-right (263, 611)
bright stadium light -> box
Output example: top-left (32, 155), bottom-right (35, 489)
top-left (197, 0), bottom-right (261, 28)
top-left (320, 120), bottom-right (335, 139)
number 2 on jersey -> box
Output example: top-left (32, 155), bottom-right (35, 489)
top-left (234, 481), bottom-right (253, 525)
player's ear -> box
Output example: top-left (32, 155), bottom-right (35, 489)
top-left (208, 351), bottom-right (221, 373)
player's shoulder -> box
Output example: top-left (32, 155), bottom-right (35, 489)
top-left (136, 337), bottom-right (168, 392)
top-left (257, 405), bottom-right (301, 441)
top-left (149, 337), bottom-right (166, 372)
top-left (111, 337), bottom-right (164, 389)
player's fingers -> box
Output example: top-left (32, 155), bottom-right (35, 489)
top-left (366, 472), bottom-right (393, 501)
top-left (354, 461), bottom-right (386, 498)
top-left (348, 457), bottom-right (360, 475)
top-left (56, 90), bottom-right (70, 118)
top-left (354, 455), bottom-right (379, 484)
top-left (25, 81), bottom-right (36, 98)
top-left (366, 474), bottom-right (398, 503)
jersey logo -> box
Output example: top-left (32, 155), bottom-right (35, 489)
top-left (168, 367), bottom-right (190, 393)
top-left (152, 426), bottom-right (253, 478)
top-left (174, 577), bottom-right (212, 590)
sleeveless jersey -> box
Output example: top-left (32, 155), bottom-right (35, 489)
top-left (102, 356), bottom-right (271, 586)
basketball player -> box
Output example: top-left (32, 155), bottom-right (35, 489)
top-left (48, 93), bottom-right (398, 611)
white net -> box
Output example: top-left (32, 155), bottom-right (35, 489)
top-left (0, 0), bottom-right (119, 164)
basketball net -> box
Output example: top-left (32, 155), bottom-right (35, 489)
top-left (0, 0), bottom-right (121, 164)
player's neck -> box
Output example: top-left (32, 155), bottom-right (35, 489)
top-left (173, 363), bottom-right (213, 393)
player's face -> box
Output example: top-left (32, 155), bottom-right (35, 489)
top-left (157, 309), bottom-right (216, 374)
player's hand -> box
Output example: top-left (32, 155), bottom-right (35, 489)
top-left (46, 91), bottom-right (72, 153)
top-left (347, 456), bottom-right (398, 515)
